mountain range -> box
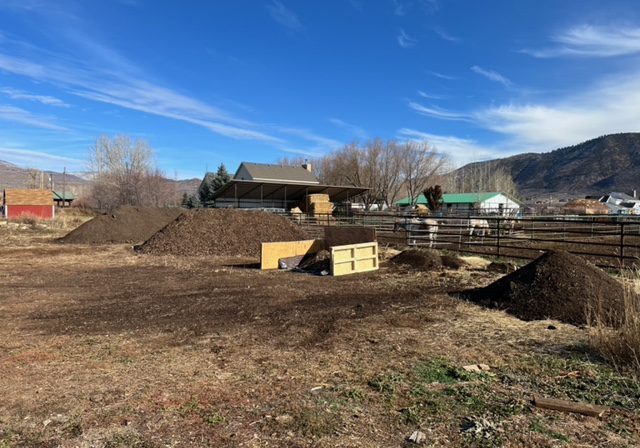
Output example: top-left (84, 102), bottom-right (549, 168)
top-left (454, 133), bottom-right (640, 199)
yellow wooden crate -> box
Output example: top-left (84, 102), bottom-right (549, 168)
top-left (330, 242), bottom-right (379, 276)
top-left (260, 239), bottom-right (325, 270)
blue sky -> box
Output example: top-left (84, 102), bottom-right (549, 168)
top-left (1, 0), bottom-right (640, 178)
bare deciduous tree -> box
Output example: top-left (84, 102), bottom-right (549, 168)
top-left (399, 141), bottom-right (448, 206)
top-left (88, 135), bottom-right (173, 210)
top-left (445, 163), bottom-right (518, 197)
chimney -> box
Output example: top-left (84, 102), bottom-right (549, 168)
top-left (634, 190), bottom-right (637, 199)
top-left (302, 159), bottom-right (312, 172)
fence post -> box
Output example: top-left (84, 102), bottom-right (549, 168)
top-left (496, 218), bottom-right (501, 258)
top-left (620, 221), bottom-right (625, 266)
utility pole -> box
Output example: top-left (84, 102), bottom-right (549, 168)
top-left (62, 167), bottom-right (67, 208)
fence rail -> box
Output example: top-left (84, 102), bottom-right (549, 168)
top-left (281, 212), bottom-right (640, 268)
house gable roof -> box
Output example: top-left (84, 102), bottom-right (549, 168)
top-left (234, 162), bottom-right (319, 184)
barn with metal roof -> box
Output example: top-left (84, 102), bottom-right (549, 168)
top-left (211, 162), bottom-right (368, 210)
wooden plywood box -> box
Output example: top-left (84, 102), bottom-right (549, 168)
top-left (330, 242), bottom-right (379, 276)
top-left (261, 239), bottom-right (325, 270)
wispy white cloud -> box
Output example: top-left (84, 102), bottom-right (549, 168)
top-left (408, 101), bottom-right (470, 121)
top-left (433, 27), bottom-right (459, 42)
top-left (0, 146), bottom-right (84, 169)
top-left (266, 0), bottom-right (303, 32)
top-left (427, 70), bottom-right (457, 80)
top-left (275, 126), bottom-right (342, 150)
top-left (0, 104), bottom-right (68, 131)
top-left (397, 29), bottom-right (417, 48)
top-left (398, 128), bottom-right (498, 165)
top-left (522, 24), bottom-right (640, 58)
top-left (417, 90), bottom-right (444, 100)
top-left (473, 72), bottom-right (640, 150)
top-left (470, 65), bottom-right (512, 87)
top-left (329, 118), bottom-right (369, 140)
top-left (1, 87), bottom-right (69, 107)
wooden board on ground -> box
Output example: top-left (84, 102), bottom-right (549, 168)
top-left (261, 239), bottom-right (325, 270)
top-left (330, 242), bottom-right (379, 276)
top-left (324, 226), bottom-right (376, 248)
top-left (533, 396), bottom-right (607, 417)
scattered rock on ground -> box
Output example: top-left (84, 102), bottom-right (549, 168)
top-left (407, 430), bottom-right (427, 444)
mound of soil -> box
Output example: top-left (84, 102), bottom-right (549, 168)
top-left (137, 209), bottom-right (309, 258)
top-left (441, 254), bottom-right (467, 270)
top-left (59, 206), bottom-right (183, 244)
top-left (389, 249), bottom-right (442, 271)
top-left (462, 251), bottom-right (626, 326)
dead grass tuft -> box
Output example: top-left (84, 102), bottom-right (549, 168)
top-left (588, 267), bottom-right (640, 374)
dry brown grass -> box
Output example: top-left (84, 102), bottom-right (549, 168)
top-left (588, 267), bottom-right (640, 374)
top-left (1, 224), bottom-right (639, 447)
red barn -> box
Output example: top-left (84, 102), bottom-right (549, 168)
top-left (2, 189), bottom-right (55, 220)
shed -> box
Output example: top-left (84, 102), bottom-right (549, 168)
top-left (562, 199), bottom-right (610, 215)
top-left (53, 191), bottom-right (76, 207)
top-left (2, 189), bottom-right (55, 220)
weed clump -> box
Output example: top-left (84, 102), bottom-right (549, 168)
top-left (588, 268), bottom-right (640, 374)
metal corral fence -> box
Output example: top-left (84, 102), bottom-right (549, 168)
top-left (282, 212), bottom-right (640, 268)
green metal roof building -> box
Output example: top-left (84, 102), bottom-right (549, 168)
top-left (396, 192), bottom-right (522, 215)
top-left (396, 192), bottom-right (510, 206)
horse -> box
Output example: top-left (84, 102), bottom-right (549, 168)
top-left (394, 217), bottom-right (439, 247)
top-left (468, 218), bottom-right (491, 237)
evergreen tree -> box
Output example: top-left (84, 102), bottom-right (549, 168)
top-left (198, 163), bottom-right (231, 207)
top-left (211, 164), bottom-right (231, 191)
top-left (181, 192), bottom-right (189, 207)
top-left (185, 194), bottom-right (201, 209)
top-left (423, 185), bottom-right (443, 212)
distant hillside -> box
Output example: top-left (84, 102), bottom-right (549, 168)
top-left (0, 160), bottom-right (89, 193)
top-left (0, 160), bottom-right (200, 199)
top-left (166, 178), bottom-right (201, 197)
top-left (453, 133), bottom-right (640, 199)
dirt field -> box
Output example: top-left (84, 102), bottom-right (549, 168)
top-left (1, 224), bottom-right (639, 447)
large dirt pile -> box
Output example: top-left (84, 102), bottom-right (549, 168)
top-left (137, 209), bottom-right (309, 257)
top-left (463, 251), bottom-right (626, 326)
top-left (59, 206), bottom-right (183, 244)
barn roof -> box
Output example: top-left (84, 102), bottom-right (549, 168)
top-left (53, 191), bottom-right (77, 201)
top-left (3, 189), bottom-right (53, 206)
top-left (212, 179), bottom-right (368, 203)
top-left (234, 162), bottom-right (319, 184)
